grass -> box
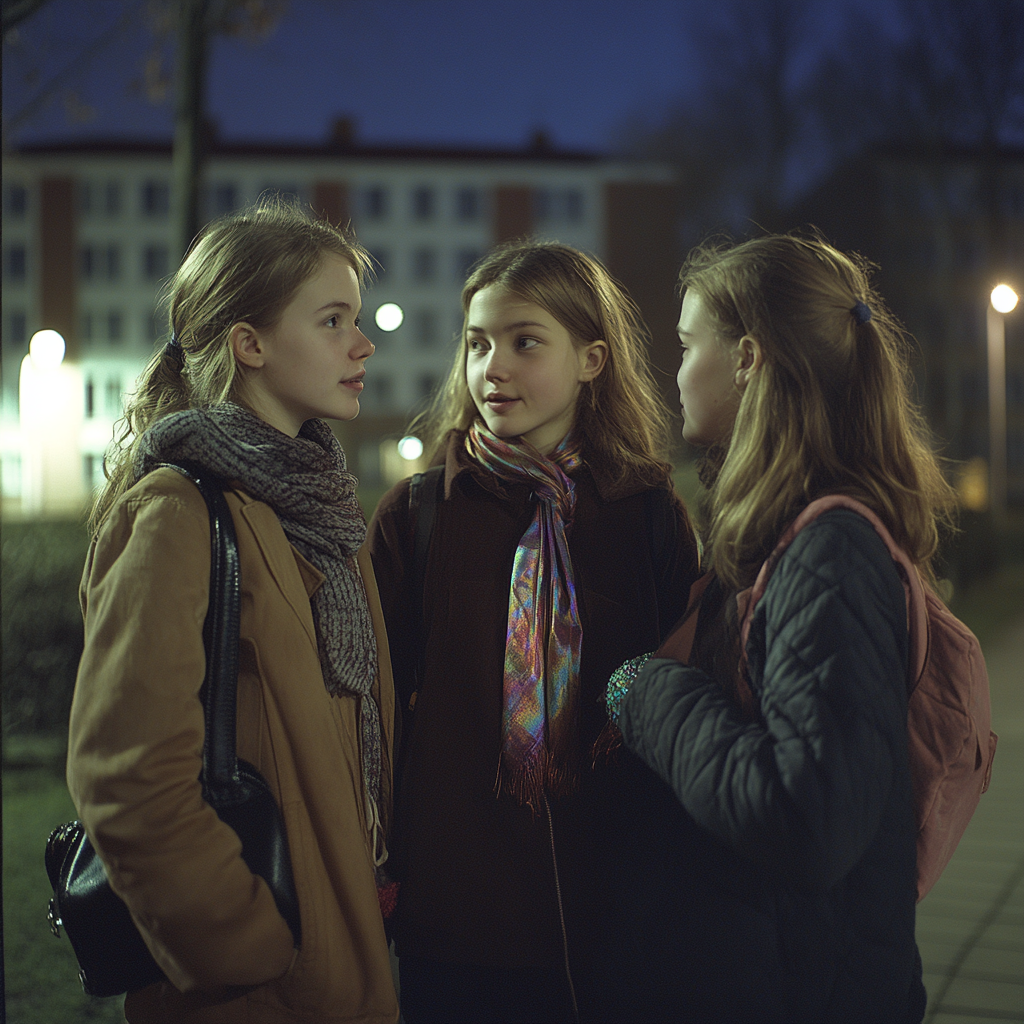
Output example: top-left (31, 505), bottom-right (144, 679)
top-left (3, 760), bottom-right (126, 1024)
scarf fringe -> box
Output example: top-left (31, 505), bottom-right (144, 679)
top-left (494, 749), bottom-right (580, 813)
top-left (591, 719), bottom-right (623, 768)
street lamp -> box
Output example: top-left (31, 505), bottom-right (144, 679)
top-left (987, 283), bottom-right (1019, 519)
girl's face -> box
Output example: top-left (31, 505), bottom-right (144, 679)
top-left (675, 289), bottom-right (744, 447)
top-left (465, 285), bottom-right (607, 455)
top-left (234, 254), bottom-right (373, 436)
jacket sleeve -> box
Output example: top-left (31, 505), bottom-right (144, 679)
top-left (618, 512), bottom-right (909, 892)
top-left (67, 485), bottom-right (295, 993)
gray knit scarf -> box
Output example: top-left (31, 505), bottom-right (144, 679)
top-left (135, 403), bottom-right (382, 806)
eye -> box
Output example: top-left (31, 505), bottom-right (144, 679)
top-left (354, 316), bottom-right (361, 328)
top-left (468, 337), bottom-right (486, 352)
top-left (516, 336), bottom-right (539, 350)
top-left (326, 315), bottom-right (339, 328)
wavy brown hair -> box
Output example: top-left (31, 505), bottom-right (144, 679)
top-left (417, 241), bottom-right (673, 494)
top-left (90, 199), bottom-right (371, 534)
top-left (682, 233), bottom-right (957, 591)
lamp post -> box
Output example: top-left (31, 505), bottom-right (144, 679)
top-left (987, 284), bottom-right (1019, 519)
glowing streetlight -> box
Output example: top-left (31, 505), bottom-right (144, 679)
top-left (991, 284), bottom-right (1019, 315)
top-left (375, 303), bottom-right (404, 332)
top-left (987, 284), bottom-right (1019, 519)
top-left (397, 435), bottom-right (424, 461)
top-left (29, 329), bottom-right (66, 371)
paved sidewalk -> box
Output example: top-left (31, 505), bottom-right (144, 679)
top-left (916, 613), bottom-right (1024, 1024)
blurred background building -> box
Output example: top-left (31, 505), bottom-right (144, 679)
top-left (1, 127), bottom-right (678, 513)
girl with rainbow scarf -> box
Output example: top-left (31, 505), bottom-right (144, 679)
top-left (368, 241), bottom-right (700, 1022)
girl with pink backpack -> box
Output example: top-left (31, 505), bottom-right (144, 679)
top-left (603, 234), bottom-right (991, 1023)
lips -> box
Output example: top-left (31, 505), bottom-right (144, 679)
top-left (484, 393), bottom-right (519, 413)
top-left (341, 370), bottom-right (365, 390)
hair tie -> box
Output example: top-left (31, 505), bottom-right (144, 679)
top-left (164, 331), bottom-right (184, 361)
top-left (851, 301), bottom-right (872, 325)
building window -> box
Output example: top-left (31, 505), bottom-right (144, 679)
top-left (209, 182), bottom-right (238, 217)
top-left (81, 311), bottom-right (94, 343)
top-left (78, 181), bottom-right (93, 216)
top-left (107, 311), bottom-right (124, 344)
top-left (80, 246), bottom-right (96, 281)
top-left (535, 187), bottom-right (585, 224)
top-left (455, 187), bottom-right (480, 222)
top-left (4, 184), bottom-right (27, 217)
top-left (85, 378), bottom-right (95, 418)
top-left (141, 180), bottom-right (170, 217)
top-left (455, 248), bottom-right (481, 281)
top-left (564, 189), bottom-right (583, 222)
top-left (143, 244), bottom-right (170, 281)
top-left (412, 186), bottom-right (435, 221)
top-left (413, 247), bottom-right (436, 283)
top-left (362, 186), bottom-right (389, 221)
top-left (415, 309), bottom-right (438, 347)
top-left (8, 310), bottom-right (27, 348)
top-left (105, 378), bottom-right (123, 415)
top-left (4, 245), bottom-right (27, 283)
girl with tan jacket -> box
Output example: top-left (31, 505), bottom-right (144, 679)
top-left (67, 201), bottom-right (399, 1024)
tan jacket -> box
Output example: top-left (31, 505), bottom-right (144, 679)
top-left (67, 468), bottom-right (399, 1024)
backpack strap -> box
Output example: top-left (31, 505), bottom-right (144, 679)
top-left (738, 496), bottom-right (929, 690)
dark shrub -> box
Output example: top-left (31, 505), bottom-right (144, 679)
top-left (2, 520), bottom-right (90, 737)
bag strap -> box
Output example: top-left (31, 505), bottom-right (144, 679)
top-left (738, 495), bottom-right (929, 690)
top-left (407, 465), bottom-right (445, 709)
top-left (160, 460), bottom-right (242, 802)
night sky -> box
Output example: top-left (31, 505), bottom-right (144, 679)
top-left (3, 0), bottom-right (896, 153)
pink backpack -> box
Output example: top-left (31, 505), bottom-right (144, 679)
top-left (737, 495), bottom-right (997, 901)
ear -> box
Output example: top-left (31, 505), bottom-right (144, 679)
top-left (734, 334), bottom-right (763, 388)
top-left (229, 322), bottom-right (266, 369)
top-left (578, 339), bottom-right (609, 382)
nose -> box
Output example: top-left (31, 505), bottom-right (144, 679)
top-left (354, 327), bottom-right (375, 360)
top-left (483, 348), bottom-right (510, 381)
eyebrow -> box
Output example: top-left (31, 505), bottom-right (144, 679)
top-left (313, 301), bottom-right (353, 314)
top-left (466, 320), bottom-right (549, 333)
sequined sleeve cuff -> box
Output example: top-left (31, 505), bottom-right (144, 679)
top-left (605, 652), bottom-right (653, 724)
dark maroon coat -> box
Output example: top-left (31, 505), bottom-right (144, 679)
top-left (368, 432), bottom-right (699, 994)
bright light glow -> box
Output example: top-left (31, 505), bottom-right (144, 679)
top-left (397, 435), bottom-right (424, 461)
top-left (29, 330), bottom-right (66, 370)
top-left (991, 284), bottom-right (1019, 314)
top-left (375, 302), bottom-right (404, 332)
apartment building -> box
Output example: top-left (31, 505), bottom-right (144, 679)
top-left (1, 130), bottom-right (678, 513)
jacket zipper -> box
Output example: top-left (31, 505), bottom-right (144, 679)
top-left (544, 793), bottom-right (580, 1023)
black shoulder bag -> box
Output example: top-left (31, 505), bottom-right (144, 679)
top-left (45, 461), bottom-right (301, 997)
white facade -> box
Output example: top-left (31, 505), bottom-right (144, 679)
top-left (1, 142), bottom-right (674, 513)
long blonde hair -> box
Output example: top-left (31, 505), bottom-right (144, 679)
top-left (683, 233), bottom-right (957, 590)
top-left (418, 241), bottom-right (673, 494)
top-left (90, 199), bottom-right (371, 534)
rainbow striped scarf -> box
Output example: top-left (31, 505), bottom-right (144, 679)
top-left (465, 422), bottom-right (583, 809)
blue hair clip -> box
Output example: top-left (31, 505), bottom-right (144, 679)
top-left (165, 331), bottom-right (183, 356)
top-left (852, 301), bottom-right (872, 325)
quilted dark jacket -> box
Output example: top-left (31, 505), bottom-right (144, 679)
top-left (616, 509), bottom-right (927, 1024)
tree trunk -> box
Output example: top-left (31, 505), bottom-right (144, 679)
top-left (172, 0), bottom-right (209, 260)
